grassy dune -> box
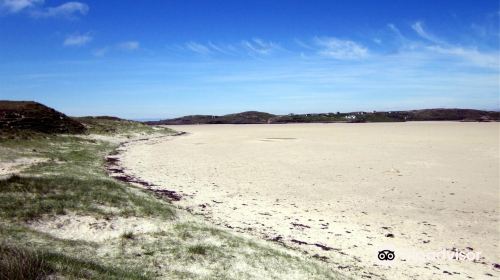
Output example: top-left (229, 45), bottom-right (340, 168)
top-left (0, 119), bottom-right (347, 279)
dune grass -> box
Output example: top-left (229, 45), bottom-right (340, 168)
top-left (0, 125), bottom-right (176, 223)
top-left (0, 242), bottom-right (151, 280)
top-left (0, 243), bottom-right (53, 280)
top-left (0, 175), bottom-right (175, 222)
top-left (74, 117), bottom-right (166, 136)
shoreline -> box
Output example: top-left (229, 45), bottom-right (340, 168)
top-left (105, 134), bottom-right (184, 202)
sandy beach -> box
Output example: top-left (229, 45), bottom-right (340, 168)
top-left (119, 122), bottom-right (499, 280)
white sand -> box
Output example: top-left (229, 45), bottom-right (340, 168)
top-left (0, 157), bottom-right (48, 178)
top-left (120, 122), bottom-right (500, 280)
top-left (29, 212), bottom-right (169, 242)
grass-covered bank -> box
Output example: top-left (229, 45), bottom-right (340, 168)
top-left (0, 119), bottom-right (348, 279)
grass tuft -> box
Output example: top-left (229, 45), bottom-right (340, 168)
top-left (121, 231), bottom-right (135, 240)
top-left (0, 243), bottom-right (53, 280)
top-left (187, 244), bottom-right (208, 255)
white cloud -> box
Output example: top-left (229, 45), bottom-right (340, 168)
top-left (207, 42), bottom-right (234, 55)
top-left (175, 25), bottom-right (497, 70)
top-left (411, 21), bottom-right (444, 44)
top-left (0, 1), bottom-right (89, 19)
top-left (92, 41), bottom-right (140, 57)
top-left (241, 38), bottom-right (279, 55)
top-left (0, 0), bottom-right (42, 13)
top-left (117, 41), bottom-right (140, 51)
top-left (294, 38), bottom-right (315, 50)
top-left (314, 37), bottom-right (368, 59)
top-left (426, 45), bottom-right (499, 69)
top-left (387, 23), bottom-right (405, 40)
top-left (31, 1), bottom-right (88, 18)
top-left (181, 39), bottom-right (277, 56)
top-left (185, 42), bottom-right (212, 55)
top-left (63, 33), bottom-right (92, 47)
top-left (411, 21), bottom-right (429, 39)
top-left (92, 47), bottom-right (109, 57)
top-left (408, 21), bottom-right (499, 69)
top-left (387, 23), bottom-right (398, 32)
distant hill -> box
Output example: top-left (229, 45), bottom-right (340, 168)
top-left (0, 101), bottom-right (86, 134)
top-left (2, 101), bottom-right (496, 134)
top-left (271, 109), bottom-right (500, 123)
top-left (148, 108), bottom-right (499, 125)
top-left (147, 111), bottom-right (276, 125)
top-left (407, 109), bottom-right (500, 121)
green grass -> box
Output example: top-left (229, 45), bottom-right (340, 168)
top-left (0, 243), bottom-right (150, 280)
top-left (187, 244), bottom-right (211, 255)
top-left (43, 250), bottom-right (150, 280)
top-left (0, 175), bottom-right (174, 222)
top-left (0, 243), bottom-right (53, 280)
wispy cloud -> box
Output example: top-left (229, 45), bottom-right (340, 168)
top-left (92, 47), bottom-right (109, 57)
top-left (178, 27), bottom-right (497, 69)
top-left (0, 0), bottom-right (42, 13)
top-left (185, 41), bottom-right (212, 55)
top-left (410, 21), bottom-right (499, 68)
top-left (313, 37), bottom-right (368, 59)
top-left (387, 23), bottom-right (406, 41)
top-left (63, 33), bottom-right (92, 47)
top-left (180, 39), bottom-right (278, 57)
top-left (426, 45), bottom-right (499, 68)
top-left (294, 38), bottom-right (315, 50)
top-left (31, 1), bottom-right (88, 19)
top-left (93, 41), bottom-right (140, 56)
top-left (411, 21), bottom-right (444, 44)
top-left (0, 0), bottom-right (89, 18)
top-left (241, 38), bottom-right (280, 55)
top-left (207, 42), bottom-right (235, 54)
top-left (117, 41), bottom-right (140, 51)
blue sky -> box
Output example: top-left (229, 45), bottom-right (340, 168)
top-left (0, 0), bottom-right (499, 119)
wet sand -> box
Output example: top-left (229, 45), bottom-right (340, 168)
top-left (119, 122), bottom-right (500, 279)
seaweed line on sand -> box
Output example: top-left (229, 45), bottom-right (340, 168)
top-left (105, 132), bottom-right (188, 202)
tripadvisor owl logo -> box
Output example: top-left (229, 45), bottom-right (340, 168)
top-left (378, 250), bottom-right (395, 261)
